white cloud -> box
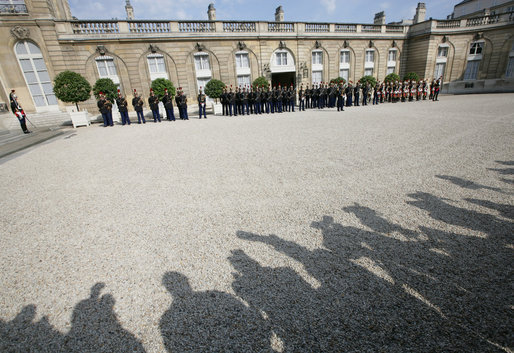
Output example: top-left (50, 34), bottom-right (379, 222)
top-left (321, 0), bottom-right (336, 13)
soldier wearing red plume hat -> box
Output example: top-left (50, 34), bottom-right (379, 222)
top-left (116, 89), bottom-right (131, 125)
top-left (132, 89), bottom-right (145, 124)
top-left (148, 88), bottom-right (161, 122)
top-left (97, 91), bottom-right (113, 127)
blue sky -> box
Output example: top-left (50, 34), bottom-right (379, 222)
top-left (69, 0), bottom-right (458, 23)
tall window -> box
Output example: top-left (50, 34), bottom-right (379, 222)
top-left (387, 49), bottom-right (397, 75)
top-left (235, 53), bottom-right (249, 68)
top-left (340, 50), bottom-right (350, 82)
top-left (312, 50), bottom-right (323, 84)
top-left (235, 52), bottom-right (251, 88)
top-left (194, 54), bottom-right (210, 71)
top-left (464, 42), bottom-right (483, 80)
top-left (15, 41), bottom-right (57, 107)
top-left (0, 0), bottom-right (28, 14)
top-left (194, 53), bottom-right (212, 94)
top-left (312, 71), bottom-right (322, 85)
top-left (96, 56), bottom-right (120, 84)
top-left (147, 54), bottom-right (168, 81)
top-left (364, 49), bottom-right (375, 76)
top-left (276, 52), bottom-right (288, 66)
top-left (505, 42), bottom-right (514, 78)
top-left (435, 44), bottom-right (449, 80)
top-left (312, 51), bottom-right (322, 65)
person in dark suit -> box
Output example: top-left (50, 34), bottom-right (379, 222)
top-left (354, 83), bottom-right (360, 106)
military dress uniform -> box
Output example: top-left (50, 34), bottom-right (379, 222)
top-left (162, 89), bottom-right (176, 121)
top-left (116, 93), bottom-right (131, 125)
top-left (197, 90), bottom-right (207, 119)
top-left (132, 91), bottom-right (146, 124)
top-left (148, 90), bottom-right (161, 122)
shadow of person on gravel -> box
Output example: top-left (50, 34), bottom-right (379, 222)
top-left (65, 282), bottom-right (146, 353)
top-left (436, 175), bottom-right (504, 193)
top-left (0, 283), bottom-right (146, 353)
top-left (159, 271), bottom-right (271, 353)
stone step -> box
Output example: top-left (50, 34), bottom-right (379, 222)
top-left (0, 127), bottom-right (68, 159)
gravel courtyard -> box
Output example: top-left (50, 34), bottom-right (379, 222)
top-left (0, 93), bottom-right (513, 352)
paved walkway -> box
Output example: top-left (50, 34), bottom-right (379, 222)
top-left (0, 94), bottom-right (513, 352)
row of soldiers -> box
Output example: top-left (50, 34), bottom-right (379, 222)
top-left (96, 78), bottom-right (442, 125)
top-left (96, 88), bottom-right (191, 127)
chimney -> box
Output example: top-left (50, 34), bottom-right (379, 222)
top-left (208, 3), bottom-right (216, 21)
top-left (125, 0), bottom-right (134, 20)
top-left (275, 6), bottom-right (284, 22)
top-left (414, 2), bottom-right (426, 24)
top-left (374, 11), bottom-right (385, 25)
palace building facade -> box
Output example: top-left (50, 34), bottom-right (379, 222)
top-left (0, 0), bottom-right (513, 118)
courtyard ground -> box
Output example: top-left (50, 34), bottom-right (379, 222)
top-left (0, 94), bottom-right (513, 352)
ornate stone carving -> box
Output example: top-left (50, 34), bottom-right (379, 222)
top-left (278, 41), bottom-right (286, 49)
top-left (149, 44), bottom-right (159, 53)
top-left (343, 40), bottom-right (349, 48)
top-left (10, 26), bottom-right (30, 40)
top-left (237, 41), bottom-right (246, 50)
top-left (368, 40), bottom-right (374, 48)
top-left (195, 42), bottom-right (205, 51)
top-left (315, 40), bottom-right (321, 49)
top-left (96, 45), bottom-right (106, 55)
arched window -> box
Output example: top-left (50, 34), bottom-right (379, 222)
top-left (147, 53), bottom-right (168, 81)
top-left (312, 50), bottom-right (323, 85)
top-left (364, 49), bottom-right (375, 76)
top-left (14, 41), bottom-right (57, 107)
top-left (434, 44), bottom-right (449, 80)
top-left (95, 55), bottom-right (120, 84)
top-left (235, 51), bottom-right (250, 87)
top-left (194, 52), bottom-right (211, 92)
top-left (387, 49), bottom-right (397, 75)
top-left (339, 50), bottom-right (350, 82)
top-left (505, 42), bottom-right (514, 78)
top-left (463, 41), bottom-right (484, 80)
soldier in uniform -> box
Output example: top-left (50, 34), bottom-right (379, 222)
top-left (304, 84), bottom-right (311, 109)
top-left (179, 87), bottom-right (189, 120)
top-left (221, 87), bottom-right (228, 116)
top-left (10, 92), bottom-right (30, 133)
top-left (254, 87), bottom-right (261, 115)
top-left (288, 85), bottom-right (295, 112)
top-left (312, 84), bottom-right (319, 109)
top-left (197, 88), bottom-right (207, 119)
top-left (354, 83), bottom-right (360, 106)
top-left (132, 90), bottom-right (145, 124)
top-left (148, 89), bottom-right (161, 122)
top-left (298, 85), bottom-right (305, 111)
top-left (228, 86), bottom-right (236, 116)
top-left (362, 84), bottom-right (369, 106)
top-left (336, 84), bottom-right (345, 112)
top-left (97, 92), bottom-right (112, 127)
top-left (116, 90), bottom-right (131, 125)
top-left (162, 88), bottom-right (176, 121)
top-left (248, 86), bottom-right (255, 114)
top-left (433, 77), bottom-right (441, 101)
top-left (242, 87), bottom-right (249, 115)
top-left (345, 82), bottom-right (352, 107)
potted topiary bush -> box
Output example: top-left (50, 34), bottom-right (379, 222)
top-left (53, 71), bottom-right (92, 127)
top-left (204, 79), bottom-right (225, 115)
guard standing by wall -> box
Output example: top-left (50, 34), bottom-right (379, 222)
top-left (10, 91), bottom-right (30, 133)
top-left (148, 89), bottom-right (161, 122)
top-left (197, 88), bottom-right (207, 119)
top-left (116, 90), bottom-right (131, 125)
top-left (132, 90), bottom-right (145, 124)
top-left (162, 88), bottom-right (176, 121)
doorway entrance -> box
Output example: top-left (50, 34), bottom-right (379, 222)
top-left (271, 72), bottom-right (295, 88)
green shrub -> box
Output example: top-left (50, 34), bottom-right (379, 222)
top-left (252, 76), bottom-right (269, 91)
top-left (53, 70), bottom-right (91, 111)
top-left (204, 79), bottom-right (225, 102)
top-left (358, 75), bottom-right (377, 87)
top-left (384, 73), bottom-right (400, 83)
top-left (93, 78), bottom-right (118, 102)
top-left (151, 78), bottom-right (175, 98)
top-left (329, 77), bottom-right (346, 85)
top-left (403, 72), bottom-right (420, 82)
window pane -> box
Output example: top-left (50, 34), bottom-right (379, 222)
top-left (41, 82), bottom-right (54, 94)
top-left (32, 95), bottom-right (46, 107)
top-left (25, 71), bottom-right (38, 84)
top-left (237, 75), bottom-right (250, 87)
top-left (242, 54), bottom-right (249, 67)
top-left (28, 83), bottom-right (42, 96)
top-left (107, 60), bottom-right (117, 75)
top-left (15, 42), bottom-right (27, 55)
top-left (388, 50), bottom-right (397, 61)
top-left (19, 59), bottom-right (32, 72)
top-left (387, 66), bottom-right (395, 74)
top-left (27, 42), bottom-right (41, 55)
top-left (435, 63), bottom-right (445, 78)
top-left (340, 69), bottom-right (349, 82)
top-left (157, 59), bottom-right (165, 72)
top-left (365, 68), bottom-right (373, 76)
top-left (464, 60), bottom-right (479, 80)
top-left (312, 70), bottom-right (322, 84)
top-left (98, 62), bottom-right (108, 76)
top-left (506, 57), bottom-right (514, 78)
top-left (46, 94), bottom-right (58, 105)
top-left (33, 58), bottom-right (46, 71)
top-left (341, 51), bottom-right (349, 63)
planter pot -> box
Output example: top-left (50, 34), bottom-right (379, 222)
top-left (211, 102), bottom-right (222, 115)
